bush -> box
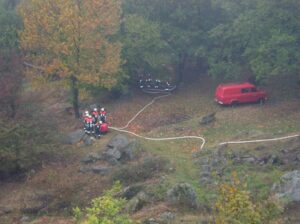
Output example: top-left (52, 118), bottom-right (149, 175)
top-left (0, 104), bottom-right (63, 178)
top-left (73, 182), bottom-right (135, 224)
top-left (113, 157), bottom-right (169, 184)
top-left (214, 172), bottom-right (283, 224)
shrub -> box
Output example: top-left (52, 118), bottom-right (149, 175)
top-left (214, 172), bottom-right (283, 224)
top-left (73, 182), bottom-right (135, 224)
top-left (0, 104), bottom-right (63, 178)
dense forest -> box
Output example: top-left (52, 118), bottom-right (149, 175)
top-left (1, 0), bottom-right (300, 115)
top-left (0, 0), bottom-right (300, 223)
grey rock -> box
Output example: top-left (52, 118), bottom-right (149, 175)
top-left (200, 172), bottom-right (210, 178)
top-left (81, 152), bottom-right (102, 164)
top-left (273, 170), bottom-right (300, 202)
top-left (92, 166), bottom-right (112, 175)
top-left (103, 135), bottom-right (137, 164)
top-left (201, 165), bottom-right (211, 173)
top-left (84, 137), bottom-right (94, 146)
top-left (270, 155), bottom-right (282, 165)
top-left (126, 191), bottom-right (150, 213)
top-left (121, 185), bottom-right (144, 199)
top-left (160, 212), bottom-right (176, 223)
top-left (296, 154), bottom-right (300, 162)
top-left (64, 129), bottom-right (85, 145)
top-left (106, 157), bottom-right (119, 165)
top-left (281, 149), bottom-right (289, 154)
top-left (119, 140), bottom-right (136, 161)
top-left (79, 167), bottom-right (91, 173)
top-left (258, 155), bottom-right (271, 165)
top-left (106, 148), bottom-right (121, 160)
top-left (240, 155), bottom-right (256, 163)
top-left (143, 218), bottom-right (160, 224)
top-left (107, 134), bottom-right (130, 150)
top-left (199, 112), bottom-right (216, 125)
top-left (166, 183), bottom-right (198, 208)
top-left (255, 146), bottom-right (266, 151)
top-left (20, 215), bottom-right (30, 223)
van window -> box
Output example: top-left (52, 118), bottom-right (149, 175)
top-left (241, 88), bottom-right (251, 93)
top-left (251, 88), bottom-right (257, 92)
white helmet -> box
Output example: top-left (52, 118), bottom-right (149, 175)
top-left (94, 108), bottom-right (98, 111)
top-left (99, 120), bottom-right (103, 124)
top-left (101, 107), bottom-right (105, 111)
top-left (85, 110), bottom-right (89, 115)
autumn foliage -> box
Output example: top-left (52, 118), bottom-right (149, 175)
top-left (18, 0), bottom-right (122, 117)
top-left (214, 172), bottom-right (283, 224)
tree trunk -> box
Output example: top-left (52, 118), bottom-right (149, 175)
top-left (176, 53), bottom-right (187, 84)
top-left (10, 100), bottom-right (16, 118)
top-left (70, 75), bottom-right (80, 118)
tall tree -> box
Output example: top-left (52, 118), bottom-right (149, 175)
top-left (121, 14), bottom-right (172, 79)
top-left (122, 0), bottom-right (218, 84)
top-left (208, 0), bottom-right (300, 81)
top-left (0, 0), bottom-right (21, 62)
top-left (18, 0), bottom-right (122, 118)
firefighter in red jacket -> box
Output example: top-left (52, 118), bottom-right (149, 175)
top-left (95, 120), bottom-right (108, 138)
top-left (91, 108), bottom-right (99, 133)
top-left (92, 108), bottom-right (99, 121)
top-left (83, 111), bottom-right (89, 132)
top-left (100, 121), bottom-right (108, 134)
top-left (84, 114), bottom-right (93, 134)
top-left (95, 120), bottom-right (102, 138)
top-left (99, 107), bottom-right (107, 123)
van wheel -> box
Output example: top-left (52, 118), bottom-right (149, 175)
top-left (231, 101), bottom-right (239, 107)
top-left (258, 98), bottom-right (265, 105)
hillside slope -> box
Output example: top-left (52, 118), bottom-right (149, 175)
top-left (0, 75), bottom-right (299, 223)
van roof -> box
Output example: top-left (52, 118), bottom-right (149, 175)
top-left (218, 82), bottom-right (255, 90)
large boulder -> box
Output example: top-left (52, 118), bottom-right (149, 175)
top-left (273, 170), bottom-right (300, 202)
top-left (166, 183), bottom-right (198, 209)
top-left (107, 134), bottom-right (130, 150)
top-left (103, 135), bottom-right (137, 164)
top-left (81, 152), bottom-right (102, 164)
top-left (64, 129), bottom-right (85, 145)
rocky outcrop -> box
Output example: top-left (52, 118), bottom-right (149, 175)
top-left (102, 134), bottom-right (137, 165)
top-left (91, 166), bottom-right (112, 175)
top-left (166, 183), bottom-right (198, 209)
top-left (81, 152), bottom-right (102, 164)
top-left (272, 170), bottom-right (300, 202)
top-left (159, 212), bottom-right (176, 223)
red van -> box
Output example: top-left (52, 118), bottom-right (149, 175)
top-left (215, 82), bottom-right (267, 106)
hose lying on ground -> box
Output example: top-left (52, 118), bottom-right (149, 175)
top-left (110, 93), bottom-right (206, 151)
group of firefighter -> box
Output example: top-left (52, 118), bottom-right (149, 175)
top-left (83, 107), bottom-right (108, 138)
top-left (138, 74), bottom-right (172, 90)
